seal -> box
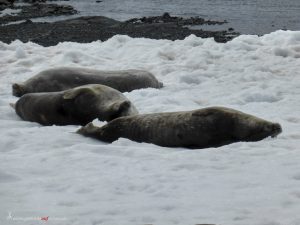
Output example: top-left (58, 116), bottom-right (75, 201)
top-left (11, 84), bottom-right (138, 126)
top-left (77, 106), bottom-right (282, 149)
top-left (12, 67), bottom-right (163, 97)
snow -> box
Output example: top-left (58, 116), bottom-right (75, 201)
top-left (0, 8), bottom-right (21, 17)
top-left (0, 30), bottom-right (300, 225)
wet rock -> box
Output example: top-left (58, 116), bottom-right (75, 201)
top-left (0, 3), bottom-right (77, 25)
top-left (0, 15), bottom-right (239, 47)
top-left (0, 0), bottom-right (14, 10)
top-left (126, 13), bottom-right (227, 26)
top-left (22, 0), bottom-right (46, 2)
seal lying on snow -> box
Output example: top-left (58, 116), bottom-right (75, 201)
top-left (11, 84), bottom-right (138, 126)
top-left (77, 106), bottom-right (282, 149)
top-left (12, 67), bottom-right (163, 97)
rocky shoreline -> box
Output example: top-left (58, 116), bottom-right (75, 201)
top-left (0, 1), bottom-right (240, 46)
top-left (0, 3), bottom-right (77, 25)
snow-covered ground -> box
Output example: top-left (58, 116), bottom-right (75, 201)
top-left (0, 31), bottom-right (300, 225)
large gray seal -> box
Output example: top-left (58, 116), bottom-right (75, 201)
top-left (11, 84), bottom-right (138, 126)
top-left (12, 67), bottom-right (163, 97)
top-left (77, 106), bottom-right (282, 149)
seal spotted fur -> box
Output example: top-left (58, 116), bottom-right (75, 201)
top-left (12, 67), bottom-right (163, 97)
top-left (11, 84), bottom-right (138, 126)
top-left (77, 106), bottom-right (282, 149)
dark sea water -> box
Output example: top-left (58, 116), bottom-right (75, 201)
top-left (55, 0), bottom-right (300, 34)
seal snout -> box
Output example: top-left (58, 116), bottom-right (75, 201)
top-left (158, 82), bottom-right (164, 88)
top-left (270, 123), bottom-right (282, 138)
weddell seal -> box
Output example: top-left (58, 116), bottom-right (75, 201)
top-left (12, 67), bottom-right (163, 97)
top-left (10, 84), bottom-right (138, 126)
top-left (77, 107), bottom-right (282, 149)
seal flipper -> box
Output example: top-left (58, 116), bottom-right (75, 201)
top-left (77, 122), bottom-right (97, 135)
top-left (107, 100), bottom-right (131, 121)
top-left (114, 100), bottom-right (131, 112)
top-left (77, 122), bottom-right (115, 142)
top-left (158, 81), bottom-right (164, 88)
top-left (77, 122), bottom-right (119, 143)
top-left (63, 87), bottom-right (94, 100)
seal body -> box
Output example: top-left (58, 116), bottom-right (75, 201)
top-left (12, 67), bottom-right (163, 97)
top-left (12, 84), bottom-right (138, 126)
top-left (77, 107), bottom-right (282, 149)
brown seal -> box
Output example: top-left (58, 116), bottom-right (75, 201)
top-left (11, 84), bottom-right (138, 126)
top-left (77, 106), bottom-right (282, 149)
top-left (12, 67), bottom-right (163, 97)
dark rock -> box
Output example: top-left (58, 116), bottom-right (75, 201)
top-left (0, 0), bottom-right (14, 10)
top-left (0, 3), bottom-right (77, 25)
top-left (0, 0), bottom-right (12, 4)
top-left (125, 13), bottom-right (227, 26)
top-left (25, 19), bottom-right (32, 23)
top-left (0, 15), bottom-right (239, 47)
top-left (162, 12), bottom-right (171, 19)
top-left (22, 0), bottom-right (47, 2)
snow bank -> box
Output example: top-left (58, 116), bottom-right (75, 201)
top-left (0, 30), bottom-right (300, 225)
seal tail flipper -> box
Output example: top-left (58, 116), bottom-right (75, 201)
top-left (9, 103), bottom-right (16, 109)
top-left (76, 122), bottom-right (96, 134)
top-left (77, 122), bottom-right (117, 143)
top-left (76, 122), bottom-right (115, 142)
top-left (12, 83), bottom-right (25, 97)
top-left (158, 81), bottom-right (164, 88)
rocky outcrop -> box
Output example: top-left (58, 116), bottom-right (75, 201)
top-left (126, 12), bottom-right (227, 26)
top-left (0, 3), bottom-right (77, 25)
top-left (0, 0), bottom-right (14, 10)
top-left (0, 14), bottom-right (239, 46)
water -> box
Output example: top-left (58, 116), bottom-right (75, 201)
top-left (46, 0), bottom-right (300, 34)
